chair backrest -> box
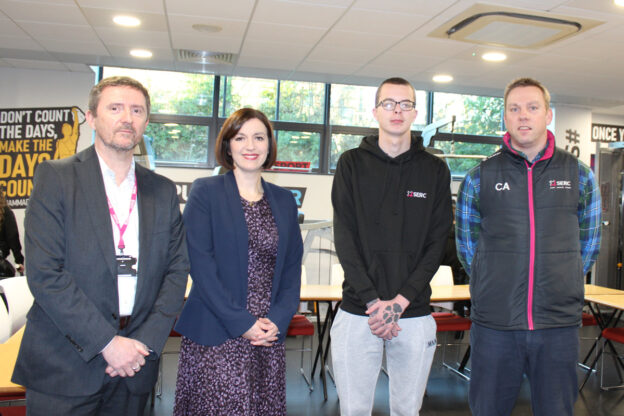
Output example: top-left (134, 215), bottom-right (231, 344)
top-left (430, 265), bottom-right (454, 286)
top-left (0, 276), bottom-right (34, 335)
top-left (330, 263), bottom-right (344, 286)
top-left (0, 301), bottom-right (10, 343)
top-left (430, 265), bottom-right (454, 311)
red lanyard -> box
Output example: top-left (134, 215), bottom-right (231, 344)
top-left (107, 176), bottom-right (137, 254)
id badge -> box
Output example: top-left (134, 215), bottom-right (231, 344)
top-left (116, 254), bottom-right (137, 276)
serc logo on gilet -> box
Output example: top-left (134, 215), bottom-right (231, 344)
top-left (549, 179), bottom-right (572, 190)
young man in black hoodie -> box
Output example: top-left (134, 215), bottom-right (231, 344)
top-left (330, 77), bottom-right (452, 415)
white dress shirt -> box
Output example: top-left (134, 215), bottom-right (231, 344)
top-left (97, 152), bottom-right (140, 317)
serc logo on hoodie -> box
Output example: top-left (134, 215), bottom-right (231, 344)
top-left (406, 190), bottom-right (427, 198)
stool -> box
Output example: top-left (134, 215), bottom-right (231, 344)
top-left (287, 314), bottom-right (315, 392)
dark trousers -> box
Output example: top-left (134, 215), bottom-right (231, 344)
top-left (26, 376), bottom-right (149, 416)
top-left (469, 323), bottom-right (579, 416)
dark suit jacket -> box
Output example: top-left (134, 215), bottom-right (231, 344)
top-left (175, 171), bottom-right (303, 346)
top-left (12, 145), bottom-right (189, 396)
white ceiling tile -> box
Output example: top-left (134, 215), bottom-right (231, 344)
top-left (0, 35), bottom-right (43, 50)
top-left (553, 0), bottom-right (624, 15)
top-left (2, 57), bottom-right (68, 70)
top-left (165, 0), bottom-right (255, 20)
top-left (0, 0), bottom-right (87, 24)
top-left (63, 62), bottom-right (96, 73)
top-left (333, 9), bottom-right (429, 36)
top-left (16, 21), bottom-right (99, 43)
top-left (170, 33), bottom-right (242, 53)
top-left (0, 16), bottom-right (30, 36)
top-left (38, 39), bottom-right (108, 55)
top-left (240, 40), bottom-right (310, 61)
top-left (297, 59), bottom-right (362, 74)
top-left (318, 30), bottom-right (401, 50)
top-left (168, 14), bottom-right (247, 37)
top-left (75, 0), bottom-right (164, 14)
top-left (549, 38), bottom-right (621, 61)
top-left (95, 28), bottom-right (170, 48)
top-left (287, 0), bottom-right (353, 7)
top-left (246, 22), bottom-right (325, 45)
top-left (81, 8), bottom-right (167, 31)
top-left (352, 0), bottom-right (456, 16)
top-left (425, 58), bottom-right (498, 78)
top-left (367, 51), bottom-right (445, 71)
top-left (106, 45), bottom-right (174, 61)
top-left (389, 36), bottom-right (475, 57)
top-left (307, 45), bottom-right (376, 63)
top-left (236, 54), bottom-right (300, 70)
top-left (253, 0), bottom-right (347, 29)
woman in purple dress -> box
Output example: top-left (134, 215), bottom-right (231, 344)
top-left (173, 108), bottom-right (303, 415)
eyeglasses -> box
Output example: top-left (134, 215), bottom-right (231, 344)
top-left (376, 99), bottom-right (415, 111)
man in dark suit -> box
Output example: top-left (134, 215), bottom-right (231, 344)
top-left (12, 76), bottom-right (189, 415)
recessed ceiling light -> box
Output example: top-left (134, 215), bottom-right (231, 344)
top-left (433, 74), bottom-right (453, 83)
top-left (482, 52), bottom-right (507, 62)
top-left (130, 49), bottom-right (152, 58)
top-left (192, 23), bottom-right (222, 33)
top-left (113, 15), bottom-right (141, 27)
top-left (616, 0), bottom-right (624, 6)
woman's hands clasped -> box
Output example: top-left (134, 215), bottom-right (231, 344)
top-left (242, 317), bottom-right (279, 347)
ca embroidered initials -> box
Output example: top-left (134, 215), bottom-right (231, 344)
top-left (495, 182), bottom-right (510, 191)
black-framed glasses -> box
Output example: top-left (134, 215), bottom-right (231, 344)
top-left (376, 99), bottom-right (415, 111)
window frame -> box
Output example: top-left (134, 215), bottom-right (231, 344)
top-left (97, 68), bottom-right (509, 175)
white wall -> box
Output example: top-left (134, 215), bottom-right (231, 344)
top-left (553, 104), bottom-right (593, 166)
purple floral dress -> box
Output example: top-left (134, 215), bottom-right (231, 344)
top-left (174, 195), bottom-right (285, 416)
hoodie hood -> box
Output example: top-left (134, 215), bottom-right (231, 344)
top-left (359, 132), bottom-right (425, 163)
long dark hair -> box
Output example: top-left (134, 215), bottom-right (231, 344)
top-left (0, 189), bottom-right (6, 229)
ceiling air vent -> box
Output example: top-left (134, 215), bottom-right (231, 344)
top-left (429, 3), bottom-right (602, 49)
top-left (176, 49), bottom-right (235, 65)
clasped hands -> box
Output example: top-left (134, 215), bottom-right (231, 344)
top-left (242, 317), bottom-right (279, 347)
top-left (366, 294), bottom-right (409, 340)
top-left (102, 335), bottom-right (150, 378)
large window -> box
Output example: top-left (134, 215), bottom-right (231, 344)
top-left (99, 67), bottom-right (507, 175)
top-left (278, 81), bottom-right (325, 123)
top-left (432, 92), bottom-right (504, 136)
top-left (430, 92), bottom-right (504, 177)
top-left (220, 77), bottom-right (277, 119)
top-left (102, 67), bottom-right (215, 166)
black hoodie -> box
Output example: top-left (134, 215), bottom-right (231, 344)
top-left (332, 134), bottom-right (452, 318)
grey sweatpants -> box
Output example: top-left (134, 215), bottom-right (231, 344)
top-left (330, 309), bottom-right (437, 416)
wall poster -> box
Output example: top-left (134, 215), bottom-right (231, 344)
top-left (0, 106), bottom-right (83, 208)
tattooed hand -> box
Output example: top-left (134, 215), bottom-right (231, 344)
top-left (366, 295), bottom-right (410, 340)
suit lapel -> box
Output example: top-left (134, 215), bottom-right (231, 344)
top-left (224, 172), bottom-right (249, 277)
top-left (135, 165), bottom-right (155, 310)
top-left (74, 147), bottom-right (117, 278)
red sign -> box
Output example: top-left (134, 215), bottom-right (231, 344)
top-left (272, 161), bottom-right (311, 172)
